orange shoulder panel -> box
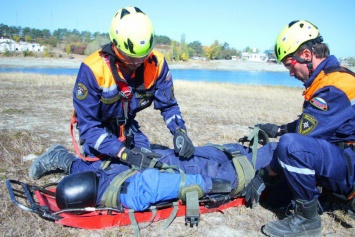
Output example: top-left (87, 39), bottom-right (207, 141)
top-left (83, 50), bottom-right (116, 88)
top-left (303, 71), bottom-right (355, 102)
top-left (143, 50), bottom-right (166, 89)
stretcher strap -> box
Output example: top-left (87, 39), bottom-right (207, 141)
top-left (185, 190), bottom-right (200, 227)
top-left (100, 168), bottom-right (137, 208)
top-left (162, 201), bottom-right (179, 229)
top-left (209, 144), bottom-right (255, 195)
top-left (129, 209), bottom-right (141, 237)
top-left (247, 126), bottom-right (260, 168)
top-left (231, 154), bottom-right (255, 195)
top-left (135, 206), bottom-right (158, 229)
top-left (148, 206), bottom-right (157, 223)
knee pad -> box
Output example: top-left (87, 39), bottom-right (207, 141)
top-left (56, 171), bottom-right (98, 209)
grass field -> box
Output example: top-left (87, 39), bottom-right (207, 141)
top-left (1, 73), bottom-right (354, 236)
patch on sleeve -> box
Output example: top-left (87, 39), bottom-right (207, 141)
top-left (76, 83), bottom-right (88, 100)
top-left (310, 97), bottom-right (328, 111)
top-left (165, 71), bottom-right (172, 82)
top-left (298, 113), bottom-right (318, 135)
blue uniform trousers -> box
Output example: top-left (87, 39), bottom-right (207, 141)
top-left (274, 133), bottom-right (355, 201)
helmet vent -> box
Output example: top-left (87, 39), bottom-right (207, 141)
top-left (120, 8), bottom-right (131, 19)
top-left (134, 7), bottom-right (145, 15)
top-left (124, 38), bottom-right (135, 54)
top-left (288, 20), bottom-right (298, 28)
top-left (275, 45), bottom-right (280, 57)
top-left (148, 34), bottom-right (154, 52)
top-left (299, 23), bottom-right (304, 28)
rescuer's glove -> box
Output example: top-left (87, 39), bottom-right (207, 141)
top-left (173, 128), bottom-right (195, 159)
top-left (120, 147), bottom-right (162, 171)
top-left (243, 168), bottom-right (267, 208)
top-left (257, 123), bottom-right (280, 138)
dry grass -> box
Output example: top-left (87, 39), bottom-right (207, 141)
top-left (1, 73), bottom-right (354, 236)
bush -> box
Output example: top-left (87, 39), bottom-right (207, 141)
top-left (64, 43), bottom-right (87, 55)
top-left (72, 44), bottom-right (87, 55)
top-left (43, 49), bottom-right (55, 58)
top-left (2, 50), bottom-right (13, 57)
top-left (22, 51), bottom-right (35, 57)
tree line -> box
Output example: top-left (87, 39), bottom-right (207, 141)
top-left (0, 23), bottom-right (259, 61)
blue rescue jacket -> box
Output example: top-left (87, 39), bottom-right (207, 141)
top-left (73, 43), bottom-right (186, 158)
top-left (282, 55), bottom-right (355, 143)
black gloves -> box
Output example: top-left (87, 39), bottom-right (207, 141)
top-left (173, 128), bottom-right (195, 159)
top-left (257, 123), bottom-right (280, 138)
top-left (120, 147), bottom-right (162, 171)
top-left (243, 169), bottom-right (267, 208)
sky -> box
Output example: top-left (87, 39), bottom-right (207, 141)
top-left (1, 0), bottom-right (355, 58)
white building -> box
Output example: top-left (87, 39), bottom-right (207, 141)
top-left (241, 52), bottom-right (268, 62)
top-left (0, 38), bottom-right (45, 52)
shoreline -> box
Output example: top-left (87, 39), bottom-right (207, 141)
top-left (0, 56), bottom-right (288, 72)
top-left (1, 56), bottom-right (354, 72)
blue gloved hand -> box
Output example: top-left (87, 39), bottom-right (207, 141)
top-left (173, 128), bottom-right (195, 159)
top-left (121, 147), bottom-right (162, 171)
top-left (243, 169), bottom-right (267, 208)
top-left (257, 123), bottom-right (280, 138)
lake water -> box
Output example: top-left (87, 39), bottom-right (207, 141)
top-left (0, 67), bottom-right (303, 88)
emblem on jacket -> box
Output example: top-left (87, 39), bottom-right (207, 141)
top-left (139, 98), bottom-right (150, 108)
top-left (298, 113), bottom-right (318, 135)
top-left (310, 97), bottom-right (328, 111)
top-left (76, 83), bottom-right (88, 100)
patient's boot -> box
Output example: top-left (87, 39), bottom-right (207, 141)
top-left (29, 144), bottom-right (75, 180)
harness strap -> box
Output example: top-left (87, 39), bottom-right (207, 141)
top-left (100, 168), bottom-right (138, 208)
top-left (70, 111), bottom-right (100, 162)
top-left (108, 56), bottom-right (133, 144)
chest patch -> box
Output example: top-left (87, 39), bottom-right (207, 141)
top-left (298, 113), bottom-right (318, 135)
top-left (76, 83), bottom-right (88, 100)
top-left (310, 97), bottom-right (328, 111)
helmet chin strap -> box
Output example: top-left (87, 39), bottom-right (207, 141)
top-left (291, 54), bottom-right (314, 77)
top-left (291, 36), bottom-right (323, 77)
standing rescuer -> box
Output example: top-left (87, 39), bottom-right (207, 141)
top-left (70, 6), bottom-right (194, 167)
top-left (255, 20), bottom-right (355, 237)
